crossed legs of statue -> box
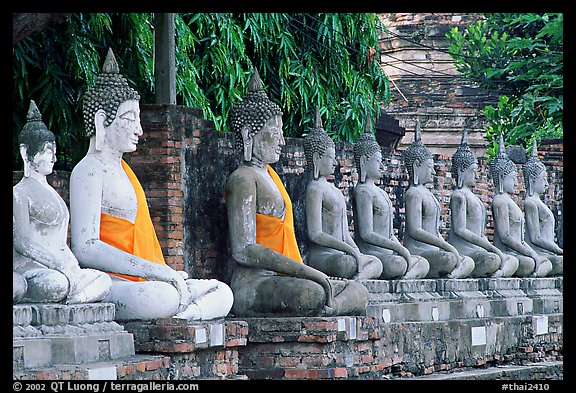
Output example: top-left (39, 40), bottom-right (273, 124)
top-left (420, 250), bottom-right (474, 279)
top-left (106, 276), bottom-right (233, 321)
top-left (16, 263), bottom-right (111, 304)
top-left (467, 250), bottom-right (519, 278)
top-left (307, 249), bottom-right (383, 280)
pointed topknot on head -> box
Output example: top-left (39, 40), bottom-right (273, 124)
top-left (26, 100), bottom-right (42, 123)
top-left (531, 138), bottom-right (538, 158)
top-left (364, 112), bottom-right (373, 134)
top-left (314, 106), bottom-right (323, 129)
top-left (102, 48), bottom-right (120, 74)
top-left (460, 128), bottom-right (469, 146)
top-left (497, 133), bottom-right (507, 158)
top-left (414, 117), bottom-right (422, 142)
top-left (248, 68), bottom-right (263, 93)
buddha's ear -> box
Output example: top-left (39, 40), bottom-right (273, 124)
top-left (412, 162), bottom-right (419, 185)
top-left (457, 167), bottom-right (464, 189)
top-left (312, 151), bottom-right (321, 179)
top-left (241, 125), bottom-right (253, 162)
top-left (360, 155), bottom-right (368, 183)
top-left (19, 144), bottom-right (30, 178)
top-left (94, 109), bottom-right (107, 151)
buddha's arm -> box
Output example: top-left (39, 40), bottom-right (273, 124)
top-left (69, 163), bottom-right (182, 284)
top-left (405, 190), bottom-right (458, 255)
top-left (524, 199), bottom-right (562, 254)
top-left (354, 188), bottom-right (409, 259)
top-left (226, 176), bottom-right (331, 285)
top-left (450, 193), bottom-right (495, 251)
top-left (492, 199), bottom-right (537, 258)
top-left (305, 185), bottom-right (361, 257)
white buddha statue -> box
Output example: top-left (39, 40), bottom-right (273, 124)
top-left (69, 48), bottom-right (233, 321)
top-left (13, 100), bottom-right (112, 304)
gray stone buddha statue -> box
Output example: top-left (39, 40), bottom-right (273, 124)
top-left (352, 117), bottom-right (429, 279)
top-left (13, 100), bottom-right (112, 304)
top-left (13, 272), bottom-right (27, 304)
top-left (304, 108), bottom-right (383, 280)
top-left (489, 134), bottom-right (552, 277)
top-left (225, 71), bottom-right (369, 317)
top-left (522, 140), bottom-right (562, 276)
top-left (402, 119), bottom-right (475, 279)
top-left (448, 129), bottom-right (519, 278)
top-left (70, 48), bottom-right (234, 321)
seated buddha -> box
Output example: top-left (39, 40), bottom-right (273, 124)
top-left (402, 120), bottom-right (474, 279)
top-left (522, 140), bottom-right (562, 276)
top-left (448, 129), bottom-right (519, 278)
top-left (489, 134), bottom-right (552, 277)
top-left (352, 119), bottom-right (429, 279)
top-left (13, 100), bottom-right (112, 304)
top-left (304, 108), bottom-right (383, 280)
top-left (69, 48), bottom-right (233, 321)
top-left (225, 70), bottom-right (369, 317)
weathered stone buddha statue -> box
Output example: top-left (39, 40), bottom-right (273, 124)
top-left (352, 118), bottom-right (429, 279)
top-left (448, 129), bottom-right (519, 278)
top-left (13, 100), bottom-right (112, 304)
top-left (70, 48), bottom-right (233, 321)
top-left (225, 70), bottom-right (369, 317)
top-left (522, 140), bottom-right (562, 276)
top-left (304, 108), bottom-right (383, 280)
top-left (402, 120), bottom-right (475, 279)
top-left (489, 134), bottom-right (552, 277)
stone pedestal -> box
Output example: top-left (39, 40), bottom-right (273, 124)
top-left (13, 303), bottom-right (135, 371)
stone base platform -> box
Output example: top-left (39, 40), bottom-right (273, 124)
top-left (360, 277), bottom-right (562, 323)
top-left (13, 303), bottom-right (135, 370)
top-left (121, 318), bottom-right (249, 380)
top-left (234, 313), bottom-right (562, 380)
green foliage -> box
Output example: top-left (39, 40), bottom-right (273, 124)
top-left (446, 13), bottom-right (563, 159)
top-left (13, 13), bottom-right (390, 170)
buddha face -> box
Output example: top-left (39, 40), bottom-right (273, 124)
top-left (502, 170), bottom-right (517, 194)
top-left (31, 141), bottom-right (56, 176)
top-left (251, 115), bottom-right (285, 164)
top-left (460, 162), bottom-right (478, 188)
top-left (532, 171), bottom-right (548, 195)
top-left (414, 158), bottom-right (435, 185)
top-left (103, 100), bottom-right (142, 154)
top-left (315, 145), bottom-right (337, 178)
top-left (364, 151), bottom-right (383, 181)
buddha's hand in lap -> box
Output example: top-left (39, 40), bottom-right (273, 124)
top-left (165, 268), bottom-right (192, 312)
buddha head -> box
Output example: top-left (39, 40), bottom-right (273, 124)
top-left (230, 68), bottom-right (284, 164)
top-left (451, 129), bottom-right (478, 189)
top-left (522, 139), bottom-right (548, 196)
top-left (303, 107), bottom-right (336, 180)
top-left (353, 114), bottom-right (382, 183)
top-left (82, 48), bottom-right (141, 152)
top-left (489, 134), bottom-right (517, 195)
top-left (403, 118), bottom-right (434, 186)
top-left (18, 100), bottom-right (56, 178)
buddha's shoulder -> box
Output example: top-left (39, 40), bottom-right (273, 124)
top-left (226, 166), bottom-right (261, 189)
top-left (70, 155), bottom-right (104, 178)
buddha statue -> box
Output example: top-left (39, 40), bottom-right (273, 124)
top-left (225, 70), bottom-right (369, 317)
top-left (352, 117), bottom-right (429, 279)
top-left (69, 48), bottom-right (233, 321)
top-left (522, 140), bottom-right (562, 276)
top-left (402, 120), bottom-right (475, 279)
top-left (304, 108), bottom-right (383, 280)
top-left (448, 129), bottom-right (519, 278)
top-left (489, 134), bottom-right (552, 277)
top-left (13, 100), bottom-right (112, 304)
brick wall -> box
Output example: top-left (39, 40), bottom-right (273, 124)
top-left (15, 105), bottom-right (562, 282)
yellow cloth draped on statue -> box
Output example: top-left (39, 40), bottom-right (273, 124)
top-left (255, 165), bottom-right (303, 263)
top-left (99, 160), bottom-right (166, 282)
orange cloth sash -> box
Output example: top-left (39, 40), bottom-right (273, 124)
top-left (255, 165), bottom-right (303, 263)
top-left (100, 160), bottom-right (166, 281)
